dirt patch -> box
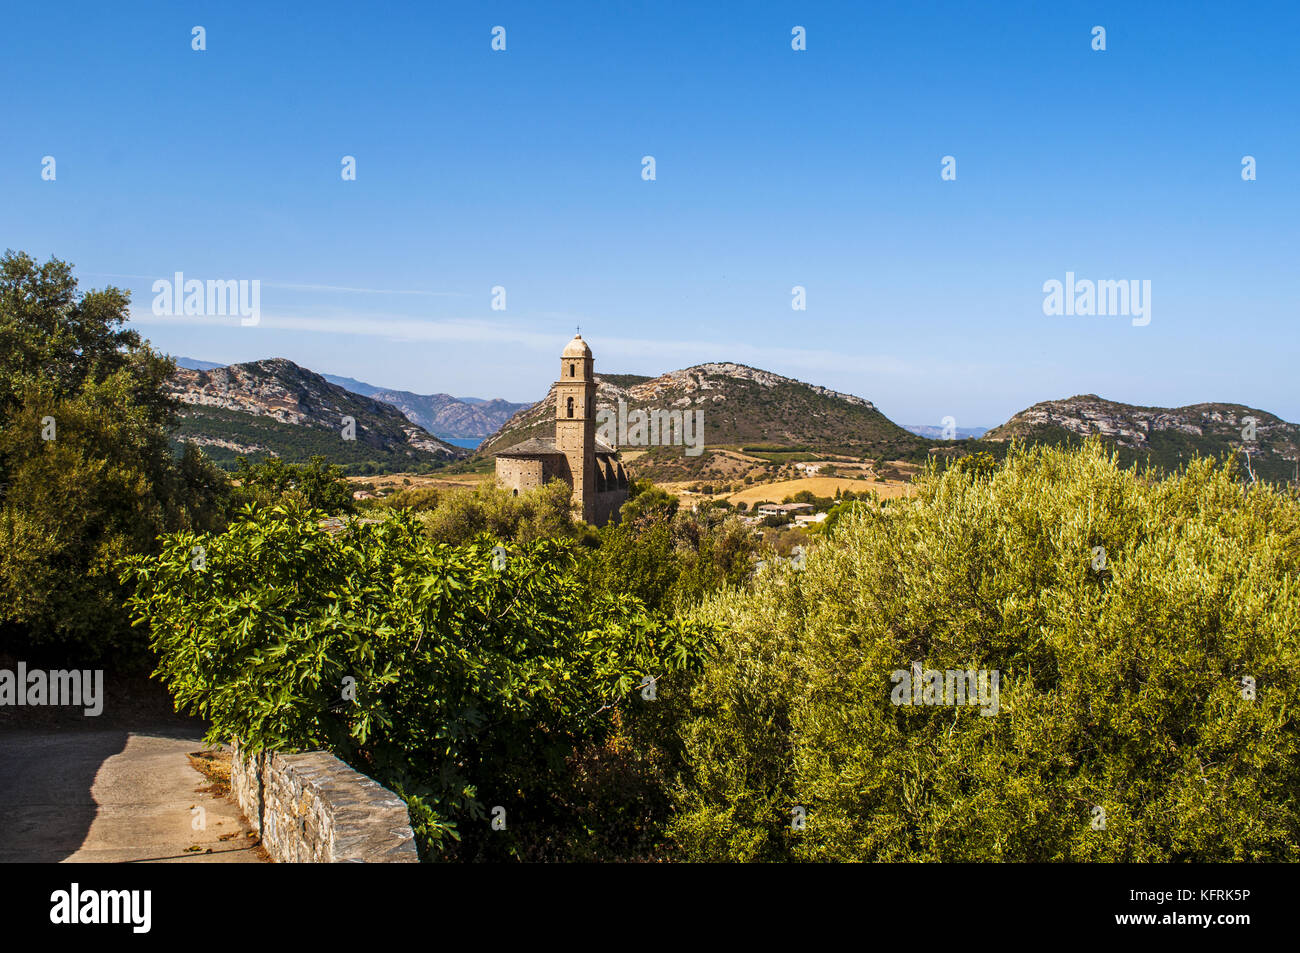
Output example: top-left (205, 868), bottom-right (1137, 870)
top-left (188, 749), bottom-right (232, 797)
top-left (188, 749), bottom-right (273, 862)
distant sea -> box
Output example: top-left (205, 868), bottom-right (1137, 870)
top-left (442, 437), bottom-right (482, 450)
top-left (902, 424), bottom-right (988, 440)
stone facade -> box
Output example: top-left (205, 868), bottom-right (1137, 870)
top-left (494, 453), bottom-right (569, 494)
top-left (494, 334), bottom-right (629, 526)
top-left (230, 740), bottom-right (418, 863)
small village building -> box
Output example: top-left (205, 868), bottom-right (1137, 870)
top-left (757, 502), bottom-right (815, 518)
top-left (794, 511), bottom-right (828, 526)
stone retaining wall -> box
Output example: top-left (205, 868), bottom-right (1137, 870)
top-left (230, 741), bottom-right (418, 863)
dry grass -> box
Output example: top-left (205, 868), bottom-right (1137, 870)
top-left (709, 448), bottom-right (767, 464)
top-left (727, 476), bottom-right (915, 506)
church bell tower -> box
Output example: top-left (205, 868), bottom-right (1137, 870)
top-left (555, 333), bottom-right (596, 521)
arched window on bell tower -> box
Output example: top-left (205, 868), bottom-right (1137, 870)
top-left (567, 396), bottom-right (574, 418)
top-left (569, 363), bottom-right (575, 377)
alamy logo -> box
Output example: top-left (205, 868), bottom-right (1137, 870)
top-left (890, 661), bottom-right (1000, 716)
top-left (50, 883), bottom-right (151, 933)
top-left (151, 271), bottom-right (260, 326)
top-left (1042, 272), bottom-right (1150, 327)
top-left (0, 663), bottom-right (103, 716)
top-left (596, 400), bottom-right (704, 456)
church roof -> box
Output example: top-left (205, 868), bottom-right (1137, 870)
top-left (562, 333), bottom-right (592, 358)
top-left (494, 435), bottom-right (621, 458)
top-left (495, 436), bottom-right (564, 457)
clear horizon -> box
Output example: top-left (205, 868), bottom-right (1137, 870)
top-left (5, 0), bottom-right (1296, 429)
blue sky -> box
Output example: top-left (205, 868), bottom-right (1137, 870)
top-left (3, 1), bottom-right (1296, 427)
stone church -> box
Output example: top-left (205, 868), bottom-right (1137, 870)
top-left (494, 334), bottom-right (630, 526)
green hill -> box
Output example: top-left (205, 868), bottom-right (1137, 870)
top-left (981, 395), bottom-right (1299, 484)
top-left (477, 362), bottom-right (926, 480)
top-left (166, 358), bottom-right (468, 475)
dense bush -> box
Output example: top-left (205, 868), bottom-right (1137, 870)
top-left (583, 483), bottom-right (760, 614)
top-left (232, 454), bottom-right (356, 515)
top-left (121, 503), bottom-right (710, 859)
top-left (670, 441), bottom-right (1300, 861)
top-left (379, 484), bottom-right (443, 511)
top-left (410, 479), bottom-right (589, 547)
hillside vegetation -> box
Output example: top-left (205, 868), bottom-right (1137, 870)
top-left (982, 394), bottom-right (1299, 484)
top-left (171, 404), bottom-right (455, 474)
top-left (167, 359), bottom-right (466, 474)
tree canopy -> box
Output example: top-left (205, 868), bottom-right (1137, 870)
top-left (0, 250), bottom-right (226, 660)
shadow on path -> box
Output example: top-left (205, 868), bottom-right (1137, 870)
top-left (0, 729), bottom-right (131, 862)
top-left (0, 725), bottom-right (263, 863)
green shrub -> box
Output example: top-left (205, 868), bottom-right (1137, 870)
top-left (584, 491), bottom-right (760, 614)
top-left (670, 441), bottom-right (1300, 861)
top-left (414, 479), bottom-right (585, 546)
top-left (121, 503), bottom-right (709, 859)
top-left (232, 455), bottom-right (355, 515)
top-left (381, 485), bottom-right (442, 511)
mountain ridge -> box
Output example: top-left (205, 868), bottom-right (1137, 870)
top-left (311, 370), bottom-right (530, 437)
top-left (165, 358), bottom-right (468, 472)
top-left (172, 359), bottom-right (528, 438)
top-left (981, 393), bottom-right (1299, 482)
top-left (171, 357), bottom-right (1299, 485)
top-left (477, 361), bottom-right (929, 481)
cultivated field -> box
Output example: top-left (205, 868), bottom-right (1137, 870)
top-left (726, 476), bottom-right (916, 505)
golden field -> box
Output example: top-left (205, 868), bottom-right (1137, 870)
top-left (726, 477), bottom-right (915, 505)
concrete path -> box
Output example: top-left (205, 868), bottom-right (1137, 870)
top-left (0, 726), bottom-right (265, 863)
